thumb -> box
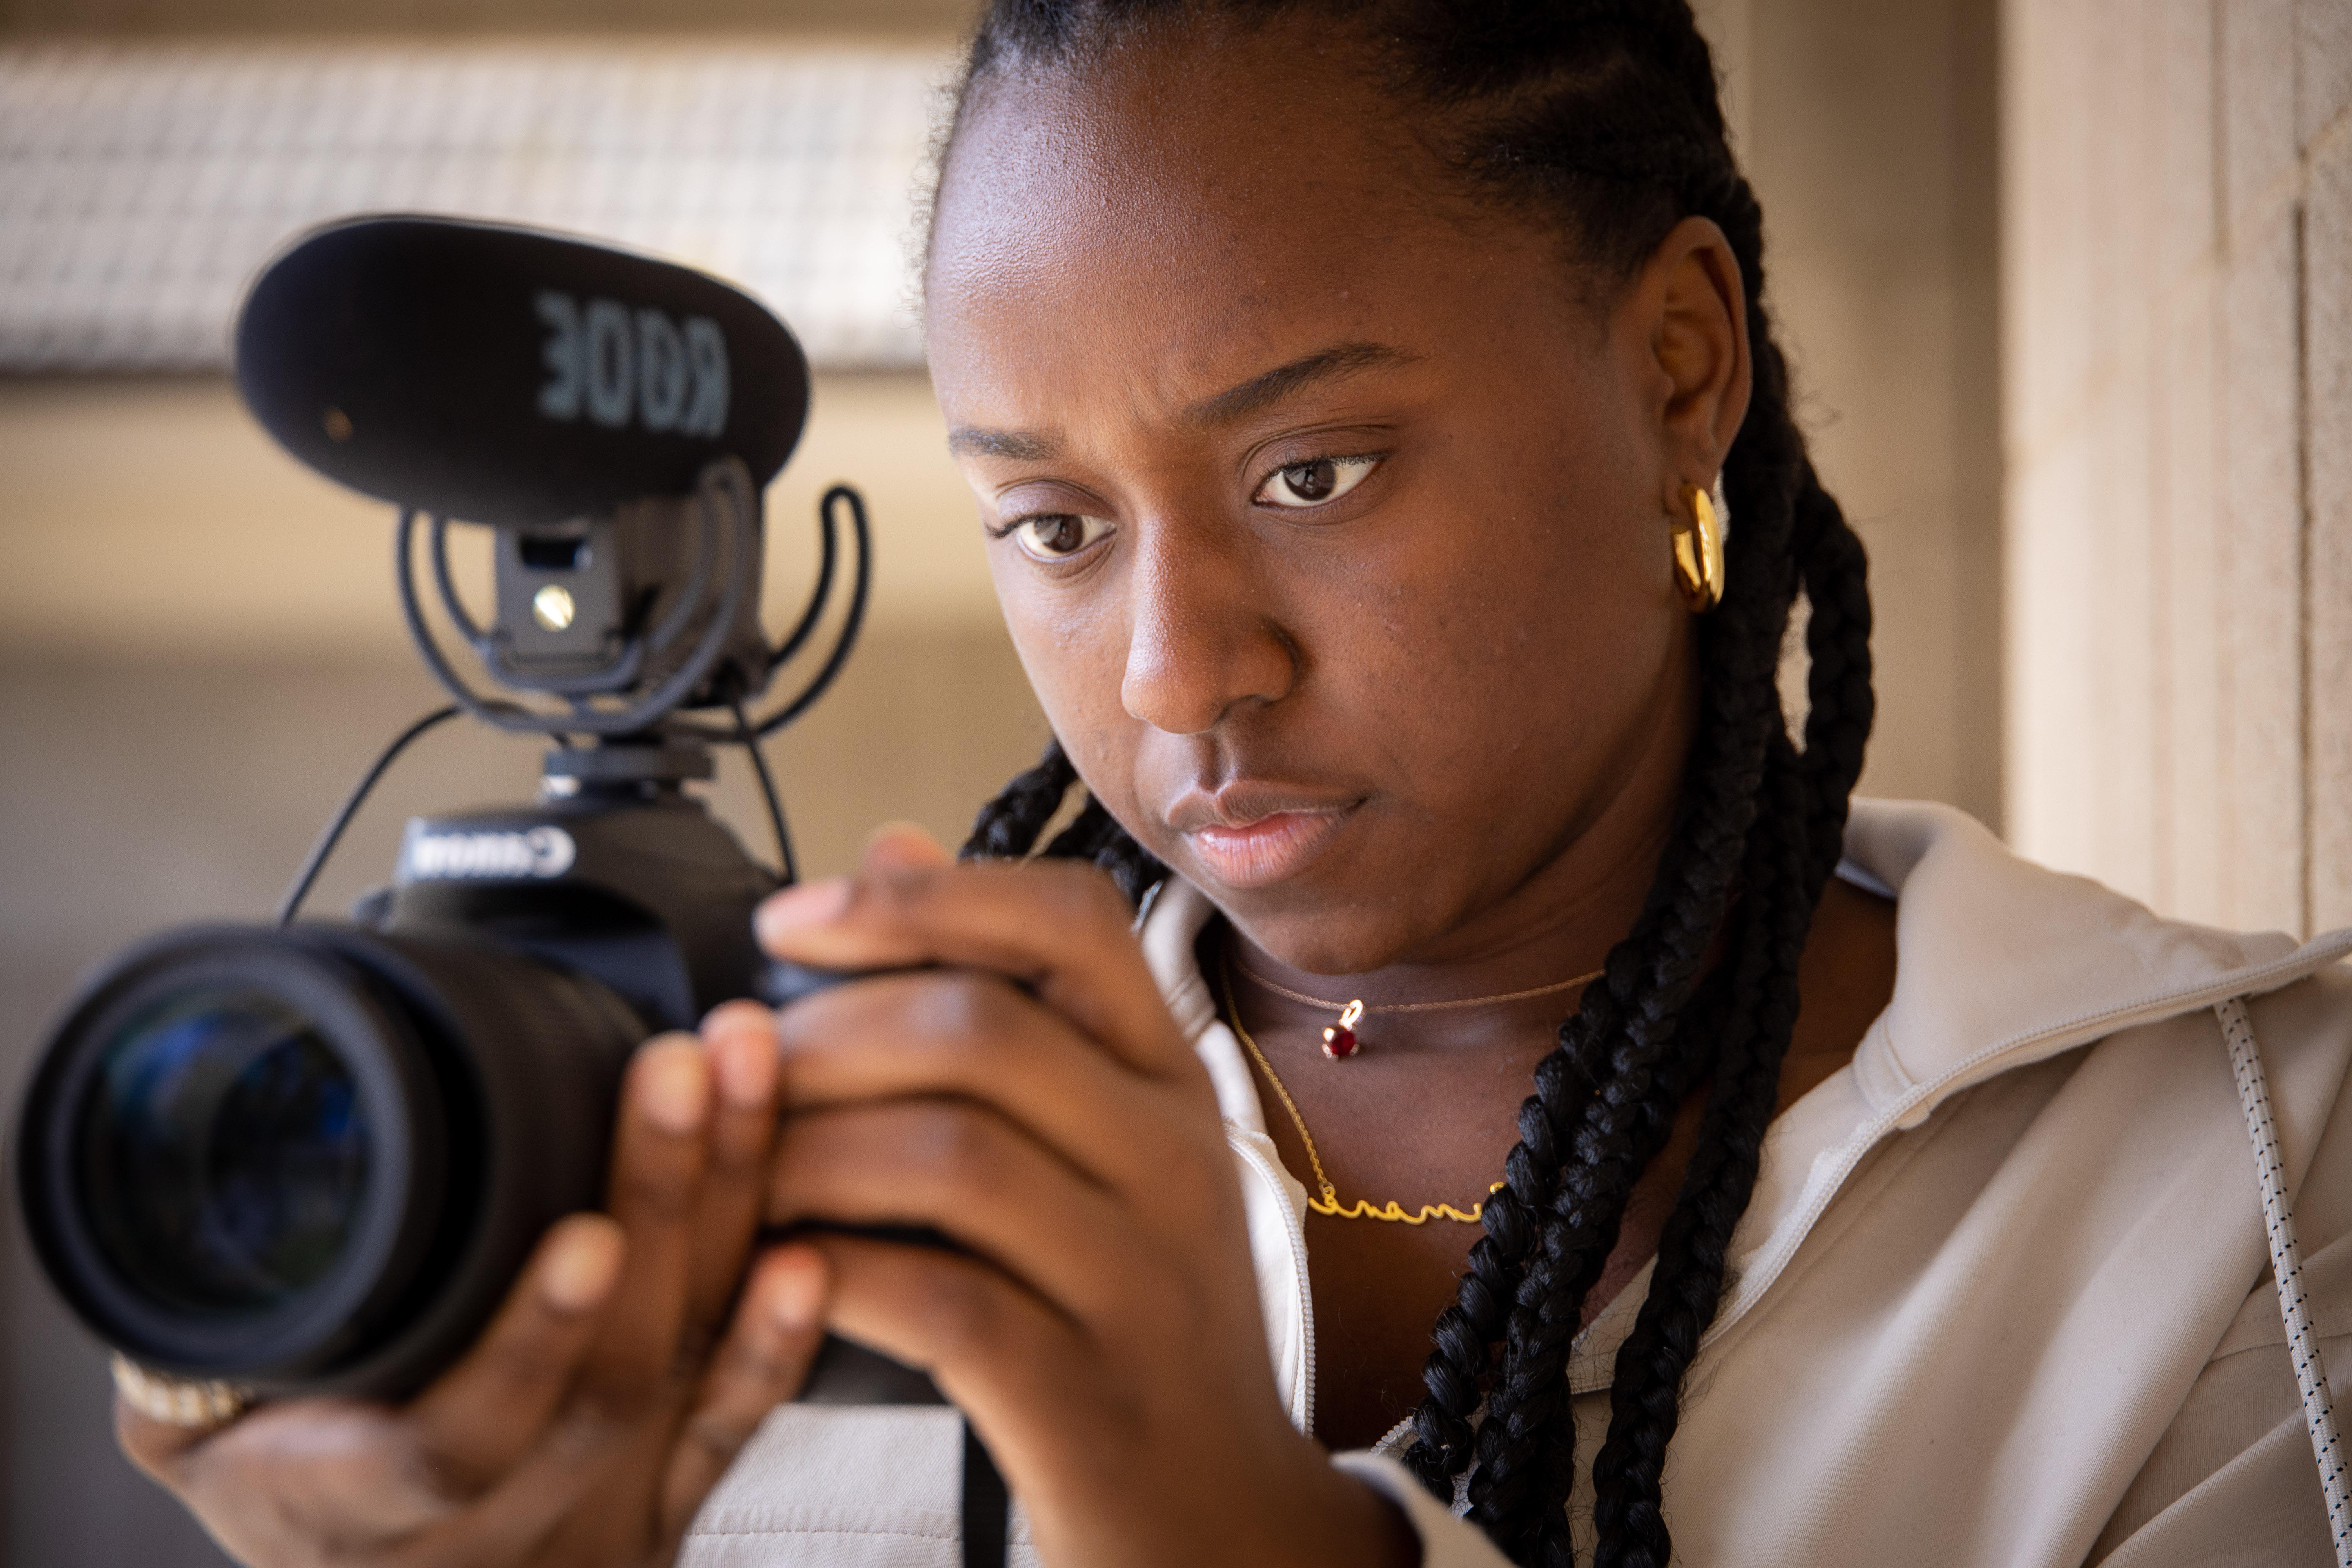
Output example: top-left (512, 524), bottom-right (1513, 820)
top-left (861, 821), bottom-right (951, 875)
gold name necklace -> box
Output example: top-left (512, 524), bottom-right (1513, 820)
top-left (1216, 953), bottom-right (1602, 1225)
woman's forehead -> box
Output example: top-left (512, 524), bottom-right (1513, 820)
top-left (924, 41), bottom-right (1571, 428)
top-left (930, 44), bottom-right (1409, 303)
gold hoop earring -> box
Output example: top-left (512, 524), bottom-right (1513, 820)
top-left (1671, 482), bottom-right (1726, 612)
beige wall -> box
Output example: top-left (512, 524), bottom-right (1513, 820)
top-left (1698, 0), bottom-right (2004, 826)
top-left (2004, 0), bottom-right (2352, 936)
top-left (1738, 0), bottom-right (2004, 824)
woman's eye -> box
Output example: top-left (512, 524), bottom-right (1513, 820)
top-left (1256, 455), bottom-right (1378, 510)
top-left (1006, 512), bottom-right (1112, 562)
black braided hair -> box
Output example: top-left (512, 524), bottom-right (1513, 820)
top-left (962, 737), bottom-right (1169, 901)
top-left (942, 6), bottom-right (1875, 1565)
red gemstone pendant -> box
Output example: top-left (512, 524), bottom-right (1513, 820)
top-left (1321, 999), bottom-right (1366, 1060)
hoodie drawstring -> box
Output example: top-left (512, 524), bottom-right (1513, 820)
top-left (2218, 995), bottom-right (2352, 1567)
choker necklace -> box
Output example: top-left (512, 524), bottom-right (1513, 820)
top-left (1233, 956), bottom-right (1605, 1060)
top-left (1220, 955), bottom-right (1527, 1225)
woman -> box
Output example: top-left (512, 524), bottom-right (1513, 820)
top-left (118, 3), bottom-right (2352, 1565)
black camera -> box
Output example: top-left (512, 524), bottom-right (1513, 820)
top-left (13, 216), bottom-right (909, 1402)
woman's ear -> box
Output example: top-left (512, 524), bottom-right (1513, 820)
top-left (1626, 214), bottom-right (1753, 509)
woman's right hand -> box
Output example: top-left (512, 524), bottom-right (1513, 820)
top-left (117, 1004), bottom-right (823, 1568)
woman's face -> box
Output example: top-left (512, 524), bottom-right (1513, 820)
top-left (925, 26), bottom-right (1728, 974)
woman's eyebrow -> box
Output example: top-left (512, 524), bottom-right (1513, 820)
top-left (947, 426), bottom-right (1060, 460)
top-left (1187, 340), bottom-right (1419, 426)
top-left (943, 340), bottom-right (1417, 460)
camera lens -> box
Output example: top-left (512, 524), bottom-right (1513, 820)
top-left (76, 985), bottom-right (371, 1316)
top-left (17, 924), bottom-right (644, 1396)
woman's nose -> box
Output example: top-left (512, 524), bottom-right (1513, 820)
top-left (1118, 514), bottom-right (1296, 737)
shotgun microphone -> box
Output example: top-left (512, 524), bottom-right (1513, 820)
top-left (234, 215), bottom-right (811, 528)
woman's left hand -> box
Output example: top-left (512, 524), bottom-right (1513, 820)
top-left (754, 829), bottom-right (1416, 1568)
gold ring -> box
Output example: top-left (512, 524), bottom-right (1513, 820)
top-left (111, 1354), bottom-right (252, 1431)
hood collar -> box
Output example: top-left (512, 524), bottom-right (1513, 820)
top-left (1842, 800), bottom-right (2352, 1128)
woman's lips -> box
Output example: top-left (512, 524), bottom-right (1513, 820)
top-left (1184, 804), bottom-right (1356, 889)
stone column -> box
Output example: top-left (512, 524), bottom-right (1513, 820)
top-left (2004, 0), bottom-right (2352, 935)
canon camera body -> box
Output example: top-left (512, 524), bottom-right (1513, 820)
top-left (19, 758), bottom-right (772, 1396)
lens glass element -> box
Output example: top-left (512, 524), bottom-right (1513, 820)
top-left (75, 986), bottom-right (371, 1314)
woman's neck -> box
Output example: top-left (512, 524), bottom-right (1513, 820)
top-left (1227, 771), bottom-right (1677, 1014)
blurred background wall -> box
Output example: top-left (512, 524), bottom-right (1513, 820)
top-left (0, 0), bottom-right (2006, 1561)
top-left (2004, 0), bottom-right (2352, 938)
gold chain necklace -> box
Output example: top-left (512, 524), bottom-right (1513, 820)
top-left (1217, 955), bottom-right (1595, 1225)
top-left (1233, 956), bottom-right (1604, 1059)
top-left (1234, 959), bottom-right (1607, 1014)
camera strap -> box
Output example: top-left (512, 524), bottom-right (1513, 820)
top-left (961, 1418), bottom-right (1009, 1568)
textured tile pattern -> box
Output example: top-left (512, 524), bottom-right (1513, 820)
top-left (2005, 0), bottom-right (2352, 935)
top-left (0, 41), bottom-right (945, 372)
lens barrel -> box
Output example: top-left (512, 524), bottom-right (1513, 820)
top-left (17, 923), bottom-right (643, 1397)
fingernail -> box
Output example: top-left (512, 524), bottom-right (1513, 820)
top-left (712, 1022), bottom-right (778, 1108)
top-left (756, 878), bottom-right (851, 942)
top-left (768, 1250), bottom-right (828, 1332)
top-left (700, 997), bottom-right (773, 1034)
top-left (543, 1220), bottom-right (624, 1313)
top-left (863, 820), bottom-right (950, 863)
top-left (638, 1042), bottom-right (710, 1135)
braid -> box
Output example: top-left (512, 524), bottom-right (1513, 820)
top-left (959, 737), bottom-right (1076, 860)
top-left (960, 738), bottom-right (1169, 899)
top-left (1586, 738), bottom-right (1809, 1563)
top-left (1583, 497), bottom-right (1871, 1567)
top-left (1790, 471), bottom-right (1877, 877)
top-left (1474, 303), bottom-right (1803, 1555)
top-left (1552, 155), bottom-right (1869, 1554)
top-left (943, 5), bottom-right (1875, 1564)
top-left (1043, 793), bottom-right (1170, 901)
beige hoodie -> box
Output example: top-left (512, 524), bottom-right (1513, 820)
top-left (683, 800), bottom-right (2352, 1566)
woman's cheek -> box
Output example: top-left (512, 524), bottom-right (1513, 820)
top-left (997, 563), bottom-right (1111, 701)
top-left (998, 578), bottom-right (1157, 826)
